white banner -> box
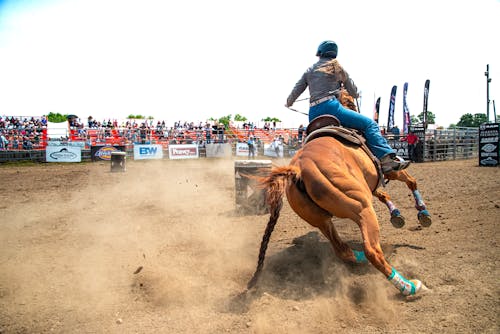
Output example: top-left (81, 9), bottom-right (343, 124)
top-left (47, 140), bottom-right (85, 147)
top-left (168, 144), bottom-right (199, 160)
top-left (236, 142), bottom-right (249, 156)
top-left (263, 143), bottom-right (283, 158)
top-left (46, 146), bottom-right (82, 162)
top-left (205, 143), bottom-right (232, 158)
top-left (133, 144), bottom-right (163, 160)
top-left (47, 121), bottom-right (69, 139)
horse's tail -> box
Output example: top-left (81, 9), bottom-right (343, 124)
top-left (246, 165), bottom-right (300, 290)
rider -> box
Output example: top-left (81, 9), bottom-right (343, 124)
top-left (285, 40), bottom-right (410, 173)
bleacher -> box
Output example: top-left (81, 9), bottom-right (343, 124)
top-left (229, 126), bottom-right (299, 144)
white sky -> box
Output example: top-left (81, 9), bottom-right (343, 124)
top-left (0, 0), bottom-right (499, 128)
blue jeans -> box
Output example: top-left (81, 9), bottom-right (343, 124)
top-left (309, 98), bottom-right (394, 159)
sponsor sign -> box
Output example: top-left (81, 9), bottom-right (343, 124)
top-left (388, 140), bottom-right (409, 160)
top-left (236, 143), bottom-right (249, 157)
top-left (91, 145), bottom-right (126, 161)
top-left (46, 146), bottom-right (82, 162)
top-left (205, 143), bottom-right (232, 158)
top-left (479, 123), bottom-right (499, 167)
top-left (47, 141), bottom-right (85, 147)
top-left (410, 125), bottom-right (426, 141)
top-left (133, 144), bottom-right (163, 160)
top-left (263, 143), bottom-right (283, 158)
top-left (168, 144), bottom-right (199, 160)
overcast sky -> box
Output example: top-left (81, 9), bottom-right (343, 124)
top-left (0, 0), bottom-right (498, 128)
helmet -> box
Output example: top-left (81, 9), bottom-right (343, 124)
top-left (316, 40), bottom-right (338, 58)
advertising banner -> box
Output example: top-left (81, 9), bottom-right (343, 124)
top-left (373, 97), bottom-right (381, 124)
top-left (46, 146), bottom-right (82, 162)
top-left (133, 144), bottom-right (163, 160)
top-left (236, 142), bottom-right (250, 157)
top-left (403, 82), bottom-right (411, 134)
top-left (91, 145), bottom-right (126, 161)
top-left (387, 85), bottom-right (397, 130)
top-left (423, 79), bottom-right (430, 129)
top-left (205, 143), bottom-right (232, 158)
top-left (479, 123), bottom-right (499, 167)
top-left (168, 144), bottom-right (199, 160)
top-left (263, 142), bottom-right (283, 158)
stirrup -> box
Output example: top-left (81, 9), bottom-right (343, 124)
top-left (393, 156), bottom-right (410, 171)
top-left (382, 156), bottom-right (410, 174)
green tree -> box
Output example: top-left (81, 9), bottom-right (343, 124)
top-left (410, 115), bottom-right (420, 125)
top-left (456, 113), bottom-right (488, 127)
top-left (218, 114), bottom-right (232, 128)
top-left (234, 114), bottom-right (247, 122)
top-left (261, 117), bottom-right (282, 122)
top-left (127, 114), bottom-right (145, 119)
top-left (417, 111), bottom-right (435, 125)
top-left (47, 112), bottom-right (68, 123)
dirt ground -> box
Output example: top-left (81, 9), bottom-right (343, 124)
top-left (0, 157), bottom-right (499, 334)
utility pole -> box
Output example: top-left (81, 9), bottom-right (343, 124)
top-left (493, 100), bottom-right (497, 123)
top-left (485, 64), bottom-right (491, 122)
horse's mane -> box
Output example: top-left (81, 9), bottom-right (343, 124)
top-left (339, 88), bottom-right (357, 111)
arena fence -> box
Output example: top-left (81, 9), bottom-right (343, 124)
top-left (0, 127), bottom-right (480, 163)
top-left (385, 127), bottom-right (479, 162)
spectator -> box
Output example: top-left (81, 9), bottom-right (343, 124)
top-left (391, 125), bottom-right (400, 140)
top-left (297, 124), bottom-right (305, 144)
top-left (0, 131), bottom-right (7, 150)
top-left (273, 135), bottom-right (281, 157)
top-left (247, 135), bottom-right (256, 159)
top-left (401, 131), bottom-right (419, 162)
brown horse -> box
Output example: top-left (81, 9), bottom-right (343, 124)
top-left (246, 134), bottom-right (431, 296)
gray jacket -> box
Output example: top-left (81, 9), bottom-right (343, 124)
top-left (286, 58), bottom-right (359, 107)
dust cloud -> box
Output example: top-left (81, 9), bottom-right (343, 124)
top-left (1, 158), bottom-right (419, 333)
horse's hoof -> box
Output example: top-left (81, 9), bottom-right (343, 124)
top-left (417, 210), bottom-right (432, 227)
top-left (408, 280), bottom-right (430, 297)
top-left (390, 211), bottom-right (405, 228)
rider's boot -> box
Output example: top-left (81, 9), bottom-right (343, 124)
top-left (380, 153), bottom-right (410, 174)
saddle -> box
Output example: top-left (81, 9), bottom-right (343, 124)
top-left (303, 115), bottom-right (385, 190)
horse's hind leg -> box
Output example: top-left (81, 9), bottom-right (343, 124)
top-left (374, 188), bottom-right (405, 228)
top-left (286, 183), bottom-right (363, 264)
top-left (319, 221), bottom-right (369, 264)
top-left (386, 170), bottom-right (432, 227)
top-left (357, 205), bottom-right (423, 296)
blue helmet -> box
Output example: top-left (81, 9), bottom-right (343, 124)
top-left (316, 40), bottom-right (338, 58)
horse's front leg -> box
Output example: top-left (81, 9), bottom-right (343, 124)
top-left (357, 205), bottom-right (425, 296)
top-left (385, 170), bottom-right (432, 227)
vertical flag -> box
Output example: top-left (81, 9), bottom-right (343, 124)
top-left (387, 85), bottom-right (397, 130)
top-left (423, 79), bottom-right (430, 129)
top-left (403, 82), bottom-right (411, 134)
top-left (373, 97), bottom-right (381, 124)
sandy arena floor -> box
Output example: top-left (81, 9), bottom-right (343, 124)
top-left (0, 158), bottom-right (499, 333)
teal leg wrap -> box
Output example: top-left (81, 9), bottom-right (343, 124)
top-left (353, 250), bottom-right (368, 263)
top-left (388, 268), bottom-right (416, 295)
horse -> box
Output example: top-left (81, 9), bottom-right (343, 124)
top-left (246, 121), bottom-right (431, 296)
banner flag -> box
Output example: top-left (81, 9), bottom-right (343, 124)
top-left (373, 97), bottom-right (381, 124)
top-left (387, 85), bottom-right (397, 130)
top-left (423, 79), bottom-right (430, 129)
top-left (403, 82), bottom-right (411, 134)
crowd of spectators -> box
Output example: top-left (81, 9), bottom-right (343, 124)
top-left (0, 115), bottom-right (300, 151)
top-left (0, 116), bottom-right (47, 150)
top-left (74, 117), bottom-right (229, 146)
